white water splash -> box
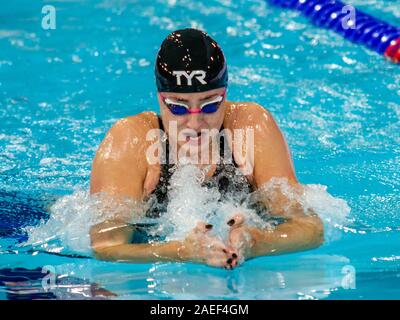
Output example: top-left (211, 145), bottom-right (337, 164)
top-left (253, 177), bottom-right (351, 241)
top-left (22, 188), bottom-right (145, 256)
top-left (23, 167), bottom-right (350, 255)
top-left (155, 164), bottom-right (268, 242)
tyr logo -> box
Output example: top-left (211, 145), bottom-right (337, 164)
top-left (172, 70), bottom-right (207, 86)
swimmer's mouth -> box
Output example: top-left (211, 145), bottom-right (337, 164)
top-left (185, 131), bottom-right (202, 143)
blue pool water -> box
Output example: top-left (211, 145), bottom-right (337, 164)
top-left (0, 0), bottom-right (399, 299)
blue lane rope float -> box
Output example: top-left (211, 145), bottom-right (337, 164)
top-left (267, 0), bottom-right (400, 64)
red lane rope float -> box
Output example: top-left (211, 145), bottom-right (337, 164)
top-left (384, 37), bottom-right (400, 63)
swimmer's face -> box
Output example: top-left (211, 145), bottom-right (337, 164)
top-left (157, 87), bottom-right (227, 150)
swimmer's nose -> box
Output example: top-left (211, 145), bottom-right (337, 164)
top-left (185, 113), bottom-right (203, 131)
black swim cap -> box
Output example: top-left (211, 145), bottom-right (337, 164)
top-left (155, 28), bottom-right (228, 93)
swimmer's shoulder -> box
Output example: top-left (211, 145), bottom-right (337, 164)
top-left (223, 101), bottom-right (275, 130)
top-left (123, 111), bottom-right (160, 133)
top-left (106, 111), bottom-right (159, 141)
top-left (96, 111), bottom-right (160, 158)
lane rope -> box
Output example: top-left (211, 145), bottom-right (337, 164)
top-left (267, 0), bottom-right (400, 63)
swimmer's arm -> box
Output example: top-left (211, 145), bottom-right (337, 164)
top-left (245, 183), bottom-right (324, 258)
top-left (90, 115), bottom-right (185, 263)
top-left (236, 103), bottom-right (323, 257)
top-left (93, 242), bottom-right (185, 263)
top-left (244, 213), bottom-right (324, 259)
top-left (90, 220), bottom-right (186, 263)
top-left (90, 117), bottom-right (150, 200)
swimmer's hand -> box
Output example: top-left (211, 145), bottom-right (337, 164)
top-left (179, 222), bottom-right (239, 269)
top-left (227, 214), bottom-right (255, 264)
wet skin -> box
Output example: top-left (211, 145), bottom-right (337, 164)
top-left (89, 88), bottom-right (324, 269)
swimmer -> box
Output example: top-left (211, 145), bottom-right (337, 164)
top-left (89, 28), bottom-right (324, 269)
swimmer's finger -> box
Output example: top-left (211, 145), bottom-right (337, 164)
top-left (207, 256), bottom-right (234, 269)
top-left (224, 264), bottom-right (233, 270)
top-left (193, 221), bottom-right (213, 233)
top-left (203, 242), bottom-right (233, 262)
top-left (229, 227), bottom-right (242, 246)
top-left (230, 256), bottom-right (240, 268)
top-left (222, 244), bottom-right (238, 260)
top-left (228, 227), bottom-right (250, 255)
top-left (224, 257), bottom-right (236, 270)
top-left (205, 240), bottom-right (230, 256)
top-left (227, 213), bottom-right (245, 228)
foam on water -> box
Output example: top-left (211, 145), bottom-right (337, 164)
top-left (23, 164), bottom-right (350, 255)
top-left (253, 177), bottom-right (351, 240)
top-left (22, 189), bottom-right (146, 256)
top-left (152, 163), bottom-right (269, 242)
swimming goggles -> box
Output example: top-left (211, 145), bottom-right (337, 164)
top-left (160, 91), bottom-right (226, 116)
